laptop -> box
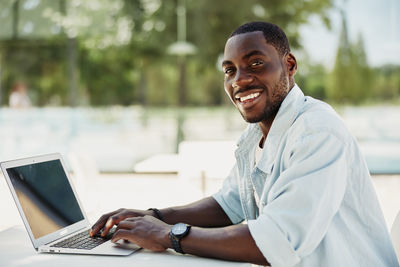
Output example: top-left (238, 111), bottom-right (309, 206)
top-left (0, 153), bottom-right (139, 255)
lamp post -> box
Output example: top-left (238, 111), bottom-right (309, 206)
top-left (167, 0), bottom-right (196, 106)
top-left (167, 0), bottom-right (196, 152)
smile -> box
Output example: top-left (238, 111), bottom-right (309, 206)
top-left (235, 92), bottom-right (261, 103)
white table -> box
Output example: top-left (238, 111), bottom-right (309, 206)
top-left (0, 226), bottom-right (251, 267)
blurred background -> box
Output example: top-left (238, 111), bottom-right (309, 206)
top-left (0, 0), bottom-right (400, 230)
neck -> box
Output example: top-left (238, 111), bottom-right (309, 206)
top-left (258, 82), bottom-right (295, 138)
top-left (258, 117), bottom-right (274, 138)
top-left (289, 78), bottom-right (295, 89)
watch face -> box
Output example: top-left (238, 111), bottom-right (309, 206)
top-left (172, 223), bottom-right (188, 235)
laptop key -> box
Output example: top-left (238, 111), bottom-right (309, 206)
top-left (51, 230), bottom-right (107, 250)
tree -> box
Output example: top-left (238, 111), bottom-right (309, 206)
top-left (371, 65), bottom-right (400, 101)
top-left (0, 0), bottom-right (336, 106)
top-left (296, 61), bottom-right (328, 100)
top-left (351, 33), bottom-right (373, 101)
top-left (327, 10), bottom-right (372, 104)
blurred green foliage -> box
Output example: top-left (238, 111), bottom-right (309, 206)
top-left (326, 14), bottom-right (373, 104)
top-left (0, 0), bottom-right (398, 107)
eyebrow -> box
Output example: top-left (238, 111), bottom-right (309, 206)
top-left (221, 50), bottom-right (267, 68)
top-left (243, 50), bottom-right (266, 60)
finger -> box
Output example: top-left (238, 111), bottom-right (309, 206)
top-left (90, 211), bottom-right (119, 237)
top-left (101, 212), bottom-right (132, 237)
top-left (123, 217), bottom-right (140, 222)
top-left (116, 220), bottom-right (136, 230)
top-left (111, 229), bottom-right (134, 243)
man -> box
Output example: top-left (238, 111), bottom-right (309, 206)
top-left (90, 22), bottom-right (399, 266)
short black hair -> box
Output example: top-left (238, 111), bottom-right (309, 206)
top-left (230, 21), bottom-right (290, 57)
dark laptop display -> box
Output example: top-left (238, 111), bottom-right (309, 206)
top-left (7, 159), bottom-right (84, 239)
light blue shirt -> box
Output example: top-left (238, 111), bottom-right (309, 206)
top-left (213, 85), bottom-right (399, 267)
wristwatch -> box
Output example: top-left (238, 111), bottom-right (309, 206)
top-left (169, 223), bottom-right (191, 254)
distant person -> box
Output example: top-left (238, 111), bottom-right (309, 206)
top-left (9, 82), bottom-right (31, 109)
top-left (90, 22), bottom-right (399, 266)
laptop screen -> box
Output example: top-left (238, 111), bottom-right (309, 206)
top-left (6, 159), bottom-right (84, 239)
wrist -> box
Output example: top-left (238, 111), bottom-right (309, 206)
top-left (163, 225), bottom-right (173, 249)
top-left (147, 208), bottom-right (164, 221)
top-left (169, 223), bottom-right (191, 254)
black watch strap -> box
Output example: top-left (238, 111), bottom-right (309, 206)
top-left (169, 233), bottom-right (185, 254)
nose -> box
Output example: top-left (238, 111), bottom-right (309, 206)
top-left (232, 69), bottom-right (253, 90)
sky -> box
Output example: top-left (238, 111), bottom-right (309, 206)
top-left (299, 0), bottom-right (400, 68)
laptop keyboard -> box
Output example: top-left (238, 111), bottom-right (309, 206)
top-left (50, 230), bottom-right (107, 250)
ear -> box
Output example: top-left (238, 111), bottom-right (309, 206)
top-left (285, 53), bottom-right (297, 77)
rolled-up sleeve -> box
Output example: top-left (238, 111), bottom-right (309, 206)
top-left (248, 131), bottom-right (348, 267)
top-left (213, 164), bottom-right (245, 224)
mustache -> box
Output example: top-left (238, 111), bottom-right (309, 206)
top-left (234, 85), bottom-right (266, 97)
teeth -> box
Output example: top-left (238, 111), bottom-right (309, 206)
top-left (238, 92), bottom-right (260, 102)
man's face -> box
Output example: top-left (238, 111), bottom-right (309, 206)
top-left (222, 31), bottom-right (291, 123)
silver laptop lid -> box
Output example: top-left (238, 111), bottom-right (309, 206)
top-left (1, 153), bottom-right (89, 249)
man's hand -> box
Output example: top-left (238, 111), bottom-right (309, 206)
top-left (112, 215), bottom-right (172, 251)
top-left (88, 198), bottom-right (267, 264)
top-left (90, 208), bottom-right (153, 237)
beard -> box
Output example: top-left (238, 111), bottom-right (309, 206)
top-left (240, 71), bottom-right (290, 123)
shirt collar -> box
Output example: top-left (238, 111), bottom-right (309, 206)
top-left (267, 83), bottom-right (305, 140)
top-left (236, 84), bottom-right (306, 173)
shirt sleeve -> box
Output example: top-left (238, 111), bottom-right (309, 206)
top-left (213, 164), bottom-right (245, 224)
top-left (248, 130), bottom-right (348, 267)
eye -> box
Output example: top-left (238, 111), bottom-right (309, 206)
top-left (251, 60), bottom-right (264, 67)
top-left (224, 67), bottom-right (235, 75)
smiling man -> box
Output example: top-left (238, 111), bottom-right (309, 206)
top-left (90, 22), bottom-right (399, 266)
